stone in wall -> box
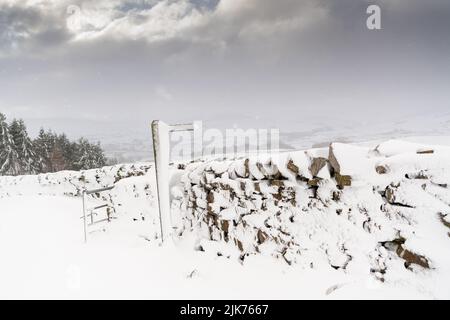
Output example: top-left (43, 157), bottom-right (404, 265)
top-left (328, 144), bottom-right (352, 188)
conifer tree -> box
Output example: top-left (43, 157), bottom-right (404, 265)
top-left (0, 113), bottom-right (20, 175)
top-left (10, 119), bottom-right (37, 174)
top-left (56, 134), bottom-right (76, 170)
top-left (1, 116), bottom-right (109, 176)
top-left (73, 138), bottom-right (106, 170)
top-left (33, 128), bottom-right (55, 173)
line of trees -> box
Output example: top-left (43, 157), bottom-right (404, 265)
top-left (0, 113), bottom-right (107, 176)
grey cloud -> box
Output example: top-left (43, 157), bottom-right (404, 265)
top-left (0, 2), bottom-right (71, 55)
top-left (0, 0), bottom-right (330, 57)
top-left (1, 0), bottom-right (450, 58)
top-left (0, 0), bottom-right (449, 151)
top-left (0, 4), bottom-right (41, 52)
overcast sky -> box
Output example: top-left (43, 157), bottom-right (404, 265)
top-left (1, 0), bottom-right (450, 139)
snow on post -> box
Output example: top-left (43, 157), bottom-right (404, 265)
top-left (152, 120), bottom-right (199, 243)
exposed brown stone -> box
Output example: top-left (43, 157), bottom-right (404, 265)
top-left (206, 191), bottom-right (214, 203)
top-left (309, 157), bottom-right (327, 177)
top-left (329, 144), bottom-right (351, 188)
top-left (383, 238), bottom-right (430, 269)
top-left (385, 186), bottom-right (395, 203)
top-left (335, 172), bottom-right (351, 188)
top-left (244, 159), bottom-right (250, 177)
top-left (307, 178), bottom-right (322, 187)
top-left (270, 179), bottom-right (285, 187)
top-left (439, 213), bottom-right (450, 229)
top-left (398, 247), bottom-right (430, 269)
top-left (328, 144), bottom-right (341, 174)
top-left (405, 171), bottom-right (429, 180)
top-left (417, 150), bottom-right (434, 154)
top-left (235, 239), bottom-right (244, 252)
top-left (332, 191), bottom-right (341, 201)
top-left (376, 165), bottom-right (388, 174)
top-left (206, 191), bottom-right (215, 215)
top-left (256, 162), bottom-right (267, 177)
top-left (272, 192), bottom-right (283, 201)
top-left (287, 159), bottom-right (299, 175)
top-left (221, 220), bottom-right (229, 233)
top-left (257, 230), bottom-right (268, 244)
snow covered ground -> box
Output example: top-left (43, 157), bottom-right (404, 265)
top-left (0, 196), bottom-right (438, 300)
top-left (0, 138), bottom-right (449, 299)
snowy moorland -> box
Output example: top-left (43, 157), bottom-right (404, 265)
top-left (1, 139), bottom-right (450, 299)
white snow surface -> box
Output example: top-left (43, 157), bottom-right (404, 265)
top-left (1, 138), bottom-right (450, 299)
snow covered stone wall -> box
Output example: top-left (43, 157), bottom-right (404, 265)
top-left (0, 163), bottom-right (152, 198)
top-left (173, 140), bottom-right (450, 280)
top-left (2, 140), bottom-right (450, 285)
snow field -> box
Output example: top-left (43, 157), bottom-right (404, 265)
top-left (1, 139), bottom-right (450, 299)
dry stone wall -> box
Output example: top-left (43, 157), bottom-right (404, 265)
top-left (174, 141), bottom-right (450, 278)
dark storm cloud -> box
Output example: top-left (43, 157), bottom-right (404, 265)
top-left (0, 1), bottom-right (71, 55)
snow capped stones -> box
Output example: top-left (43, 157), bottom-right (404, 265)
top-left (328, 143), bottom-right (378, 188)
top-left (382, 238), bottom-right (430, 269)
top-left (177, 139), bottom-right (450, 275)
top-left (285, 152), bottom-right (311, 180)
top-left (219, 207), bottom-right (239, 220)
top-left (246, 160), bottom-right (265, 180)
top-left (375, 140), bottom-right (430, 157)
top-left (328, 143), bottom-right (352, 188)
top-left (384, 183), bottom-right (416, 208)
top-left (233, 159), bottom-right (250, 178)
top-left (287, 159), bottom-right (299, 175)
top-left (208, 161), bottom-right (230, 175)
top-left (385, 183), bottom-right (399, 205)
